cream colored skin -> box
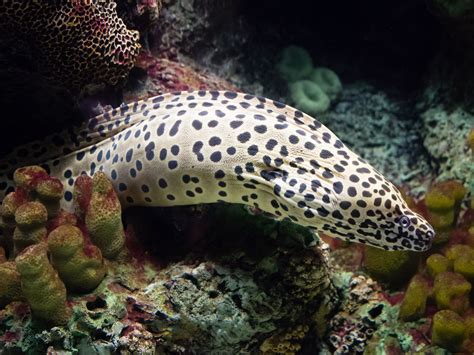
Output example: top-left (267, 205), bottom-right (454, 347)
top-left (0, 91), bottom-right (435, 251)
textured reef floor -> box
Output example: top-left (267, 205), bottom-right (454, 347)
top-left (0, 0), bottom-right (473, 354)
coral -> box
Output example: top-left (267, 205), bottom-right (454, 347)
top-left (276, 46), bottom-right (313, 83)
top-left (288, 80), bottom-right (330, 115)
top-left (260, 325), bottom-right (309, 354)
top-left (15, 244), bottom-right (71, 325)
top-left (0, 1), bottom-right (140, 92)
top-left (426, 253), bottom-right (451, 277)
top-left (48, 225), bottom-right (106, 293)
top-left (398, 275), bottom-right (430, 322)
top-left (0, 261), bottom-right (22, 307)
top-left (431, 310), bottom-right (466, 352)
top-left (363, 246), bottom-right (418, 288)
top-left (12, 165), bottom-right (63, 217)
top-left (13, 202), bottom-right (48, 255)
top-left (433, 271), bottom-right (471, 313)
top-left (444, 244), bottom-right (474, 281)
top-left (425, 180), bottom-right (467, 232)
top-left (83, 172), bottom-right (125, 259)
top-left (307, 67), bottom-right (342, 100)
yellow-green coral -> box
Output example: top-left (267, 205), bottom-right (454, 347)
top-left (363, 246), bottom-right (418, 287)
top-left (433, 271), bottom-right (471, 314)
top-left (48, 225), bottom-right (106, 293)
top-left (13, 201), bottom-right (48, 254)
top-left (426, 253), bottom-right (451, 278)
top-left (0, 261), bottom-right (22, 307)
top-left (432, 310), bottom-right (466, 352)
top-left (398, 274), bottom-right (430, 321)
top-left (84, 172), bottom-right (125, 259)
top-left (15, 244), bottom-right (71, 325)
top-left (425, 180), bottom-right (467, 231)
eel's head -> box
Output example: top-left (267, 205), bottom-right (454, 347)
top-left (307, 165), bottom-right (435, 252)
top-left (276, 149), bottom-right (435, 252)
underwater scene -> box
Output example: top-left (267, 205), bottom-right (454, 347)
top-left (0, 0), bottom-right (473, 354)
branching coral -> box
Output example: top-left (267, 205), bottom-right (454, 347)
top-left (0, 1), bottom-right (141, 92)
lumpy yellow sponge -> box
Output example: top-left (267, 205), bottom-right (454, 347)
top-left (84, 172), bottom-right (125, 259)
top-left (15, 244), bottom-right (71, 325)
top-left (48, 225), bottom-right (106, 293)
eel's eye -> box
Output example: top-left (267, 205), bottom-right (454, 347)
top-left (399, 215), bottom-right (411, 228)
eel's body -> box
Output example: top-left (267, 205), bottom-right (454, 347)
top-left (0, 90), bottom-right (434, 251)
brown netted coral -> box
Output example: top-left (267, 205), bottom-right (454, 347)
top-left (0, 1), bottom-right (141, 92)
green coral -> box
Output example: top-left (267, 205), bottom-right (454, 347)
top-left (277, 45), bottom-right (342, 115)
top-left (398, 274), bottom-right (430, 321)
top-left (83, 172), bottom-right (125, 259)
top-left (433, 271), bottom-right (471, 313)
top-left (307, 67), bottom-right (342, 100)
top-left (276, 46), bottom-right (313, 82)
top-left (432, 310), bottom-right (466, 352)
top-left (15, 243), bottom-right (71, 325)
top-left (48, 225), bottom-right (106, 293)
top-left (288, 80), bottom-right (330, 115)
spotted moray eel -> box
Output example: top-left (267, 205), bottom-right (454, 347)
top-left (0, 90), bottom-right (435, 251)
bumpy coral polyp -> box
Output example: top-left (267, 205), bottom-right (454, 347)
top-left (15, 244), bottom-right (71, 325)
top-left (84, 172), bottom-right (125, 259)
top-left (48, 225), bottom-right (106, 293)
